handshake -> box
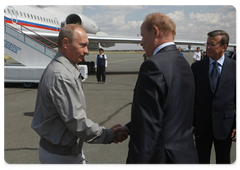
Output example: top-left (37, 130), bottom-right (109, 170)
top-left (111, 124), bottom-right (130, 143)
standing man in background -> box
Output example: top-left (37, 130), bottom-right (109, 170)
top-left (191, 30), bottom-right (236, 164)
top-left (193, 47), bottom-right (202, 62)
top-left (231, 46), bottom-right (236, 60)
top-left (95, 48), bottom-right (107, 84)
top-left (178, 47), bottom-right (184, 57)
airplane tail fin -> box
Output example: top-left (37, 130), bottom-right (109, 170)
top-left (36, 5), bottom-right (83, 14)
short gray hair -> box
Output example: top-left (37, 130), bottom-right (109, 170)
top-left (207, 30), bottom-right (229, 46)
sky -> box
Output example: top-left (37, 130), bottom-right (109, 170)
top-left (82, 5), bottom-right (236, 50)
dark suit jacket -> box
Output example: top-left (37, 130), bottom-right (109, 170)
top-left (126, 45), bottom-right (198, 164)
top-left (232, 52), bottom-right (236, 60)
top-left (191, 56), bottom-right (236, 140)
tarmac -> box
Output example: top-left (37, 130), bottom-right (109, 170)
top-left (4, 52), bottom-right (236, 164)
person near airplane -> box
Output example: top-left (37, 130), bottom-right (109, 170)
top-left (191, 30), bottom-right (236, 164)
top-left (112, 13), bottom-right (198, 164)
top-left (95, 48), bottom-right (107, 84)
top-left (231, 46), bottom-right (236, 60)
top-left (178, 47), bottom-right (184, 57)
top-left (31, 24), bottom-right (128, 164)
top-left (193, 47), bottom-right (202, 62)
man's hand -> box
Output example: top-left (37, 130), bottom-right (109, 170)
top-left (231, 129), bottom-right (236, 142)
top-left (110, 124), bottom-right (130, 143)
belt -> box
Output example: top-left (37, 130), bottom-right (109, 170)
top-left (40, 138), bottom-right (75, 155)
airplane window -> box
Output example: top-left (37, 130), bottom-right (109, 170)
top-left (11, 10), bottom-right (15, 15)
top-left (43, 17), bottom-right (45, 22)
top-left (24, 13), bottom-right (26, 18)
top-left (16, 11), bottom-right (19, 16)
top-left (7, 9), bottom-right (10, 14)
top-left (20, 12), bottom-right (22, 17)
top-left (37, 16), bottom-right (39, 20)
top-left (27, 13), bottom-right (30, 18)
top-left (31, 14), bottom-right (33, 19)
top-left (40, 17), bottom-right (42, 21)
top-left (4, 9), bottom-right (6, 13)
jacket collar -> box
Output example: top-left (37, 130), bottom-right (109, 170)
top-left (54, 52), bottom-right (81, 78)
top-left (153, 42), bottom-right (175, 55)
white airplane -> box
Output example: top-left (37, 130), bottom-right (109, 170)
top-left (4, 5), bottom-right (142, 50)
top-left (6, 5), bottom-right (234, 50)
top-left (4, 5), bottom-right (236, 87)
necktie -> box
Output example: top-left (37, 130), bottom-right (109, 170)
top-left (210, 62), bottom-right (219, 92)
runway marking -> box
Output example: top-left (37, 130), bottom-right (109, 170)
top-left (5, 148), bottom-right (38, 151)
top-left (108, 57), bottom-right (140, 64)
top-left (99, 102), bottom-right (132, 126)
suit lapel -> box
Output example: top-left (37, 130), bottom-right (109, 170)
top-left (201, 58), bottom-right (213, 93)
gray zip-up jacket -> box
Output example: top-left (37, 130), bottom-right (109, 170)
top-left (32, 52), bottom-right (115, 155)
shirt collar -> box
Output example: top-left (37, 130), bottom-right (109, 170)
top-left (153, 42), bottom-right (175, 56)
top-left (209, 54), bottom-right (225, 66)
top-left (54, 52), bottom-right (81, 78)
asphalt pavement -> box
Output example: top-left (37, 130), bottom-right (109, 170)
top-left (4, 52), bottom-right (236, 164)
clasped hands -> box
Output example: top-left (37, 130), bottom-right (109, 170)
top-left (111, 124), bottom-right (129, 143)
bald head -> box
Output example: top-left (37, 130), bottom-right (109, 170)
top-left (140, 13), bottom-right (176, 57)
top-left (144, 13), bottom-right (176, 39)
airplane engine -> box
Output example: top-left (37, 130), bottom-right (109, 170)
top-left (100, 42), bottom-right (115, 48)
top-left (96, 32), bottom-right (115, 48)
top-left (65, 14), bottom-right (99, 34)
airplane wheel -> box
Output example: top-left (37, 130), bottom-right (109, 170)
top-left (23, 82), bottom-right (33, 88)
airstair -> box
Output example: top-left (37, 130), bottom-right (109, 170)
top-left (4, 17), bottom-right (87, 86)
top-left (4, 17), bottom-right (57, 66)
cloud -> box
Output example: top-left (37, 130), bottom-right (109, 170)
top-left (99, 5), bottom-right (145, 10)
top-left (90, 6), bottom-right (143, 36)
top-left (165, 8), bottom-right (236, 43)
top-left (167, 10), bottom-right (186, 22)
top-left (84, 6), bottom-right (96, 10)
top-left (86, 6), bottom-right (236, 45)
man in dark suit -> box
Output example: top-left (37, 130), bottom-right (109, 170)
top-left (191, 30), bottom-right (236, 164)
top-left (232, 46), bottom-right (236, 60)
top-left (113, 13), bottom-right (198, 164)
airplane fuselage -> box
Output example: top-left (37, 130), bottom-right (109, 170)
top-left (4, 5), bottom-right (99, 35)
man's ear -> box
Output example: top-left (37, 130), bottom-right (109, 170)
top-left (62, 38), bottom-right (68, 49)
top-left (153, 26), bottom-right (160, 37)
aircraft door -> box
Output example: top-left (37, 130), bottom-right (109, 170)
top-left (8, 6), bottom-right (18, 24)
top-left (54, 17), bottom-right (60, 31)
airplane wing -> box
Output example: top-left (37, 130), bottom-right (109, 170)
top-left (24, 31), bottom-right (236, 48)
top-left (87, 35), bottom-right (236, 47)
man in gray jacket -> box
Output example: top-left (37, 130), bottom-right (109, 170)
top-left (32, 24), bottom-right (127, 164)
